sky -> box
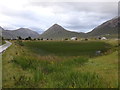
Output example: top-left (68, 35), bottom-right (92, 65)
top-left (0, 0), bottom-right (118, 33)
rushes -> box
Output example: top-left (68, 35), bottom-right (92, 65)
top-left (11, 56), bottom-right (107, 88)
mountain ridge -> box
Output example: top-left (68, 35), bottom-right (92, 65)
top-left (87, 17), bottom-right (119, 37)
top-left (1, 27), bottom-right (39, 39)
top-left (1, 17), bottom-right (119, 39)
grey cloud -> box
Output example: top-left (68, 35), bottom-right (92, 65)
top-left (30, 2), bottom-right (117, 15)
top-left (0, 1), bottom-right (118, 33)
top-left (1, 8), bottom-right (40, 22)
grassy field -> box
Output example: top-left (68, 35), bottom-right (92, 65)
top-left (23, 41), bottom-right (111, 57)
top-left (2, 40), bottom-right (118, 88)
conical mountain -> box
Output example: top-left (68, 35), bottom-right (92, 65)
top-left (44, 24), bottom-right (66, 33)
top-left (39, 24), bottom-right (86, 40)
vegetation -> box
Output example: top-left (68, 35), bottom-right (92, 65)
top-left (17, 36), bottom-right (22, 40)
top-left (25, 36), bottom-right (32, 40)
top-left (0, 36), bottom-right (5, 45)
top-left (2, 40), bottom-right (118, 88)
top-left (23, 41), bottom-right (112, 57)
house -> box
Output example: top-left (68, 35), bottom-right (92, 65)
top-left (101, 37), bottom-right (107, 40)
top-left (97, 36), bottom-right (107, 40)
top-left (70, 37), bottom-right (77, 40)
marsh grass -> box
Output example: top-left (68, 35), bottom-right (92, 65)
top-left (12, 55), bottom-right (107, 88)
top-left (24, 41), bottom-right (111, 57)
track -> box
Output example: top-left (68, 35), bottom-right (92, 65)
top-left (0, 41), bottom-right (12, 54)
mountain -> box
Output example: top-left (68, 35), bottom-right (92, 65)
top-left (0, 26), bottom-right (4, 31)
top-left (1, 17), bottom-right (119, 40)
top-left (87, 17), bottom-right (119, 38)
top-left (0, 26), bottom-right (4, 38)
top-left (39, 24), bottom-right (86, 40)
top-left (40, 17), bottom-right (119, 40)
top-left (1, 27), bottom-right (39, 39)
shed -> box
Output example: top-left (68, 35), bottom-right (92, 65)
top-left (101, 37), bottom-right (107, 40)
top-left (70, 37), bottom-right (77, 40)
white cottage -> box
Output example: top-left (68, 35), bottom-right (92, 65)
top-left (101, 37), bottom-right (107, 40)
top-left (71, 37), bottom-right (77, 40)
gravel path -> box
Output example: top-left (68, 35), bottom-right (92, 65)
top-left (0, 41), bottom-right (12, 54)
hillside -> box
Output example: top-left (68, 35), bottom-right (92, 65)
top-left (0, 26), bottom-right (3, 37)
top-left (87, 17), bottom-right (119, 38)
top-left (1, 27), bottom-right (39, 39)
top-left (39, 24), bottom-right (86, 40)
top-left (40, 17), bottom-right (119, 39)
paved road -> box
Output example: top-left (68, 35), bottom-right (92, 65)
top-left (0, 41), bottom-right (12, 53)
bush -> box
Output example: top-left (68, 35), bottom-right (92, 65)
top-left (16, 40), bottom-right (24, 46)
top-left (41, 38), bottom-right (43, 40)
top-left (17, 36), bottom-right (22, 40)
top-left (25, 36), bottom-right (32, 40)
top-left (65, 38), bottom-right (68, 40)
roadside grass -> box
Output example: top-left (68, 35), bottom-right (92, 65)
top-left (0, 40), bottom-right (5, 45)
top-left (75, 51), bottom-right (118, 88)
top-left (2, 40), bottom-right (118, 88)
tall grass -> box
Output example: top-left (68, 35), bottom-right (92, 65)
top-left (11, 56), bottom-right (108, 88)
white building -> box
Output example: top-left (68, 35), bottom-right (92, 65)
top-left (101, 37), bottom-right (107, 40)
top-left (71, 37), bottom-right (77, 40)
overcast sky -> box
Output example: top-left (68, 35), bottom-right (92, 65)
top-left (0, 0), bottom-right (118, 33)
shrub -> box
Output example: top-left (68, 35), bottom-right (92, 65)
top-left (65, 38), bottom-right (68, 40)
top-left (41, 38), bottom-right (43, 40)
top-left (16, 40), bottom-right (24, 46)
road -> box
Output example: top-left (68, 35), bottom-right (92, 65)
top-left (0, 41), bottom-right (12, 54)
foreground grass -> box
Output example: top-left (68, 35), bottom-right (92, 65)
top-left (2, 40), bottom-right (118, 88)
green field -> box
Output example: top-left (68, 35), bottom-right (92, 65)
top-left (2, 40), bottom-right (118, 88)
top-left (23, 41), bottom-right (111, 57)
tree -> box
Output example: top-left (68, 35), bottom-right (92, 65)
top-left (17, 36), bottom-right (22, 40)
top-left (34, 38), bottom-right (36, 40)
top-left (25, 37), bottom-right (28, 40)
top-left (28, 36), bottom-right (32, 40)
top-left (2, 37), bottom-right (4, 40)
top-left (85, 38), bottom-right (88, 41)
top-left (25, 36), bottom-right (32, 40)
top-left (41, 38), bottom-right (43, 40)
top-left (98, 37), bottom-right (101, 40)
top-left (65, 38), bottom-right (68, 40)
